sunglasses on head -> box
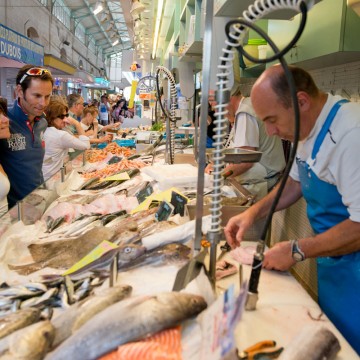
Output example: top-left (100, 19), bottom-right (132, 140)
top-left (57, 113), bottom-right (69, 120)
top-left (19, 68), bottom-right (52, 84)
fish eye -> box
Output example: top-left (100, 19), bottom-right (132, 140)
top-left (124, 247), bottom-right (132, 253)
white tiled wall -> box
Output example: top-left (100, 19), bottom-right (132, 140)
top-left (241, 61), bottom-right (360, 101)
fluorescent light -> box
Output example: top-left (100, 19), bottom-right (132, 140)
top-left (112, 40), bottom-right (119, 46)
top-left (93, 2), bottom-right (103, 15)
top-left (152, 0), bottom-right (164, 59)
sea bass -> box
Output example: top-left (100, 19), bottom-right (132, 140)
top-left (51, 285), bottom-right (132, 348)
top-left (0, 321), bottom-right (54, 360)
top-left (0, 308), bottom-right (41, 339)
top-left (45, 292), bottom-right (207, 360)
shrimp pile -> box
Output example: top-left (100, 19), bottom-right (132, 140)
top-left (86, 143), bottom-right (135, 163)
top-left (82, 159), bottom-right (146, 179)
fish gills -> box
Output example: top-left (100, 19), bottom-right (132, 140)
top-left (0, 308), bottom-right (41, 340)
top-left (45, 292), bottom-right (207, 360)
top-left (0, 321), bottom-right (54, 360)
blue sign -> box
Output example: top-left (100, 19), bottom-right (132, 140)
top-left (95, 77), bottom-right (110, 87)
top-left (0, 23), bottom-right (44, 65)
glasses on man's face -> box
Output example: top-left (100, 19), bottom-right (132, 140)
top-left (19, 68), bottom-right (52, 84)
top-left (57, 113), bottom-right (69, 120)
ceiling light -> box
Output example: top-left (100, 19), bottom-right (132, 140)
top-left (112, 40), bottom-right (119, 46)
top-left (130, 0), bottom-right (146, 17)
top-left (152, 0), bottom-right (164, 59)
top-left (93, 1), bottom-right (104, 15)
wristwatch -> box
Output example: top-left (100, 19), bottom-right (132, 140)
top-left (290, 239), bottom-right (305, 262)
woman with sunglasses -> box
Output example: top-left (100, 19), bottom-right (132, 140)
top-left (42, 96), bottom-right (90, 180)
top-left (0, 99), bottom-right (11, 216)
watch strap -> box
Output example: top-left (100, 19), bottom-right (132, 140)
top-left (291, 239), bottom-right (305, 262)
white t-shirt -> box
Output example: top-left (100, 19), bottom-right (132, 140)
top-left (232, 97), bottom-right (285, 177)
top-left (0, 171), bottom-right (10, 216)
top-left (290, 94), bottom-right (360, 222)
top-left (43, 127), bottom-right (90, 180)
top-left (81, 122), bottom-right (104, 138)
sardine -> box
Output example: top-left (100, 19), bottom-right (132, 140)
top-left (0, 320), bottom-right (54, 360)
top-left (51, 285), bottom-right (132, 348)
top-left (0, 308), bottom-right (41, 339)
top-left (45, 292), bottom-right (207, 360)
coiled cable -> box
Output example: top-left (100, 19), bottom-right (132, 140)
top-left (156, 66), bottom-right (178, 164)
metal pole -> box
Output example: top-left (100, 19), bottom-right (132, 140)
top-left (194, 0), bottom-right (214, 251)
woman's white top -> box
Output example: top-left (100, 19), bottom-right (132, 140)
top-left (43, 127), bottom-right (90, 180)
top-left (0, 170), bottom-right (10, 215)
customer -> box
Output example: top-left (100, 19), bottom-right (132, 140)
top-left (80, 106), bottom-right (114, 145)
top-left (99, 94), bottom-right (110, 126)
top-left (224, 65), bottom-right (360, 354)
top-left (0, 65), bottom-right (54, 208)
top-left (64, 93), bottom-right (85, 135)
top-left (206, 83), bottom-right (285, 199)
top-left (42, 96), bottom-right (90, 180)
top-left (0, 99), bottom-right (11, 215)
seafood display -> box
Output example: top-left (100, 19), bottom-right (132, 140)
top-left (85, 143), bottom-right (135, 163)
top-left (0, 140), bottom-right (212, 360)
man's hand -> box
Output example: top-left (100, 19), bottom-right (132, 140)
top-left (263, 241), bottom-right (296, 271)
top-left (205, 163), bottom-right (213, 174)
top-left (224, 210), bottom-right (255, 248)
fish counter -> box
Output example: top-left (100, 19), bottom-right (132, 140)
top-left (0, 143), bottom-right (357, 359)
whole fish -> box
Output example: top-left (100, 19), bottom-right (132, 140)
top-left (51, 285), bottom-right (132, 348)
top-left (8, 227), bottom-right (117, 275)
top-left (0, 308), bottom-right (41, 339)
top-left (68, 244), bottom-right (146, 278)
top-left (0, 320), bottom-right (54, 360)
top-left (45, 292), bottom-right (207, 360)
top-left (118, 243), bottom-right (191, 272)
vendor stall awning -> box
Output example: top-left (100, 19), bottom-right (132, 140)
top-left (44, 54), bottom-right (76, 75)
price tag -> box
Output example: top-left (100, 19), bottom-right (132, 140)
top-left (136, 184), bottom-right (154, 204)
top-left (170, 191), bottom-right (188, 216)
top-left (155, 201), bottom-right (175, 222)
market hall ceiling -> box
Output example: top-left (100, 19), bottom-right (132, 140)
top-left (61, 0), bottom-right (136, 57)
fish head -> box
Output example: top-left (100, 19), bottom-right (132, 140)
top-left (118, 244), bottom-right (146, 262)
top-left (156, 292), bottom-right (207, 320)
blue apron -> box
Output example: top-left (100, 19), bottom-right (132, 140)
top-left (297, 99), bottom-right (360, 355)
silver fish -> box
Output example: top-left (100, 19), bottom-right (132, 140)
top-left (0, 320), bottom-right (54, 360)
top-left (118, 243), bottom-right (191, 272)
top-left (45, 292), bottom-right (207, 360)
top-left (68, 244), bottom-right (146, 278)
top-left (0, 308), bottom-right (41, 339)
top-left (51, 284), bottom-right (132, 348)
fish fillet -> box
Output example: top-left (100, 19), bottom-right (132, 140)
top-left (99, 326), bottom-right (182, 360)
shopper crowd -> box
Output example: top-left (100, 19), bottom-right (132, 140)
top-left (0, 64), bottom-right (128, 211)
